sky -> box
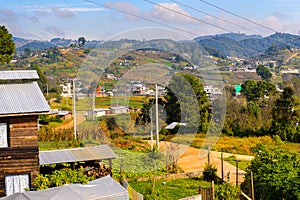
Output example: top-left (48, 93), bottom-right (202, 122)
top-left (1, 0), bottom-right (300, 41)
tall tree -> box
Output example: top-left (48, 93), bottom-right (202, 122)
top-left (270, 87), bottom-right (300, 141)
top-left (256, 65), bottom-right (272, 81)
top-left (78, 37), bottom-right (86, 47)
top-left (0, 25), bottom-right (15, 64)
top-left (164, 73), bottom-right (209, 133)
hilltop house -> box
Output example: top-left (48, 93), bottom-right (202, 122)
top-left (0, 70), bottom-right (50, 197)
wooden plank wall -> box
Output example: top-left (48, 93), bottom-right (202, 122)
top-left (0, 115), bottom-right (39, 197)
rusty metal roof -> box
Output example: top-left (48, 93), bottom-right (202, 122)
top-left (0, 82), bottom-right (50, 115)
top-left (0, 70), bottom-right (39, 80)
top-left (39, 145), bottom-right (117, 165)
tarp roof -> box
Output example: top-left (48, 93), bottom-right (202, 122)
top-left (164, 122), bottom-right (187, 129)
top-left (39, 145), bottom-right (117, 165)
top-left (0, 82), bottom-right (50, 115)
top-left (0, 176), bottom-right (128, 200)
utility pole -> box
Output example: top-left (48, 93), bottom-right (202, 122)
top-left (92, 92), bottom-right (95, 120)
top-left (155, 84), bottom-right (159, 149)
top-left (46, 83), bottom-right (49, 97)
top-left (251, 171), bottom-right (255, 200)
top-left (221, 152), bottom-right (224, 180)
top-left (150, 107), bottom-right (153, 151)
top-left (235, 160), bottom-right (240, 186)
top-left (73, 77), bottom-right (77, 140)
top-left (208, 146), bottom-right (211, 165)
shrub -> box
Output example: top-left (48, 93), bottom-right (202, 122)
top-left (215, 182), bottom-right (241, 200)
top-left (203, 163), bottom-right (217, 182)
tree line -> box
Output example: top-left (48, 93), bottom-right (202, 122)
top-left (137, 72), bottom-right (300, 143)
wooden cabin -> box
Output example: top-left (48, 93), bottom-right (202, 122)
top-left (0, 70), bottom-right (50, 197)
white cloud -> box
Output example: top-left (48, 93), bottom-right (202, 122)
top-left (148, 3), bottom-right (195, 24)
top-left (66, 7), bottom-right (104, 12)
top-left (0, 9), bottom-right (18, 22)
top-left (46, 25), bottom-right (66, 36)
top-left (52, 6), bottom-right (75, 18)
top-left (105, 2), bottom-right (140, 20)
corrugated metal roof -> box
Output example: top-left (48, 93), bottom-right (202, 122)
top-left (0, 70), bottom-right (39, 80)
top-left (39, 145), bottom-right (117, 165)
top-left (0, 82), bottom-right (50, 115)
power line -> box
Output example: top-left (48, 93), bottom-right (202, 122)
top-left (174, 0), bottom-right (298, 49)
top-left (84, 0), bottom-right (260, 55)
top-left (144, 0), bottom-right (270, 54)
top-left (84, 0), bottom-right (196, 37)
top-left (170, 0), bottom-right (257, 35)
top-left (144, 0), bottom-right (233, 33)
top-left (197, 0), bottom-right (278, 33)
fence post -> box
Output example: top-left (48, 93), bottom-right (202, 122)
top-left (251, 171), bottom-right (255, 200)
top-left (211, 180), bottom-right (215, 200)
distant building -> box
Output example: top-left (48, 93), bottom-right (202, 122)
top-left (280, 69), bottom-right (299, 74)
top-left (60, 82), bottom-right (72, 98)
top-left (106, 74), bottom-right (117, 80)
top-left (110, 106), bottom-right (128, 114)
top-left (204, 85), bottom-right (222, 101)
top-left (56, 110), bottom-right (72, 120)
top-left (93, 108), bottom-right (111, 117)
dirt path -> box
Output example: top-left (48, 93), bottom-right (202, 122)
top-left (55, 111), bottom-right (87, 130)
top-left (158, 141), bottom-right (253, 185)
top-left (285, 52), bottom-right (298, 63)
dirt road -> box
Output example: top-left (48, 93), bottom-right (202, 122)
top-left (159, 141), bottom-right (253, 185)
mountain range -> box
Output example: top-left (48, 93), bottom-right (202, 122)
top-left (14, 32), bottom-right (300, 58)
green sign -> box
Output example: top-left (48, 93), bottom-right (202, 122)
top-left (235, 84), bottom-right (242, 93)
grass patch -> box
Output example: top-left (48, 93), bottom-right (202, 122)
top-left (224, 156), bottom-right (251, 171)
top-left (39, 140), bottom-right (80, 151)
top-left (107, 147), bottom-right (166, 179)
top-left (129, 178), bottom-right (211, 200)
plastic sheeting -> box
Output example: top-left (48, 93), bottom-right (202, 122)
top-left (1, 176), bottom-right (128, 200)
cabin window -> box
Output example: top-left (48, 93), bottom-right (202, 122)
top-left (0, 122), bottom-right (8, 148)
top-left (5, 174), bottom-right (30, 196)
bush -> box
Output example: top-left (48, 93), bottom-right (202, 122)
top-left (33, 168), bottom-right (91, 190)
top-left (203, 163), bottom-right (217, 182)
top-left (215, 182), bottom-right (241, 200)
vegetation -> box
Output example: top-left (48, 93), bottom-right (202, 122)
top-left (203, 163), bottom-right (218, 182)
top-left (224, 79), bottom-right (300, 143)
top-left (130, 178), bottom-right (211, 200)
top-left (0, 25), bottom-right (15, 64)
top-left (256, 65), bottom-right (272, 80)
top-left (242, 146), bottom-right (300, 200)
top-left (224, 156), bottom-right (251, 171)
top-left (6, 33), bottom-right (300, 199)
top-left (270, 87), bottom-right (300, 142)
top-left (215, 182), bottom-right (241, 200)
top-left (137, 73), bottom-right (209, 135)
top-left (33, 168), bottom-right (91, 190)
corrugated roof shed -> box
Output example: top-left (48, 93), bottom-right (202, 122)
top-left (0, 82), bottom-right (50, 115)
top-left (0, 70), bottom-right (39, 80)
top-left (39, 145), bottom-right (117, 165)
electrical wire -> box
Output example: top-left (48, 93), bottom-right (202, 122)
top-left (144, 0), bottom-right (233, 33)
top-left (193, 0), bottom-right (298, 48)
top-left (84, 0), bottom-right (260, 55)
top-left (85, 0), bottom-right (298, 56)
top-left (197, 0), bottom-right (278, 33)
top-left (170, 0), bottom-right (258, 35)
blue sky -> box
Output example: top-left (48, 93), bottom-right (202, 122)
top-left (1, 0), bottom-right (300, 40)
